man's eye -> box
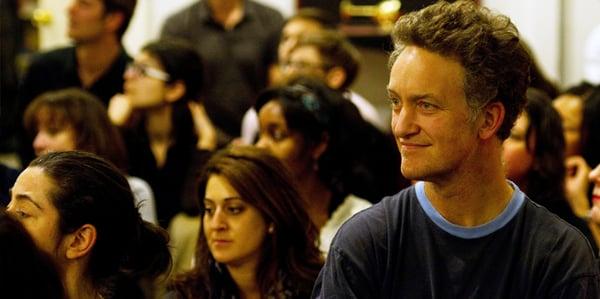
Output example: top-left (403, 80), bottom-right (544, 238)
top-left (388, 97), bottom-right (401, 107)
top-left (417, 101), bottom-right (436, 110)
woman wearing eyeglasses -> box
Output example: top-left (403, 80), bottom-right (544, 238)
top-left (108, 39), bottom-right (217, 229)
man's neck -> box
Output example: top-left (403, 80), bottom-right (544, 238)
top-left (208, 0), bottom-right (244, 30)
top-left (75, 36), bottom-right (121, 88)
top-left (423, 143), bottom-right (514, 227)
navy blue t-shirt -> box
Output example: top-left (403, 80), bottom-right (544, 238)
top-left (313, 182), bottom-right (600, 298)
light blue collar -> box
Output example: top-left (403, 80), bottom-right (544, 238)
top-left (415, 180), bottom-right (525, 239)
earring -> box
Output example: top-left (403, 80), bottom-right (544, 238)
top-left (268, 224), bottom-right (275, 234)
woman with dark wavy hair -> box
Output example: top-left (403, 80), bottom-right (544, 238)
top-left (255, 78), bottom-right (402, 253)
top-left (170, 146), bottom-right (322, 298)
top-left (7, 151), bottom-right (172, 299)
top-left (503, 88), bottom-right (597, 250)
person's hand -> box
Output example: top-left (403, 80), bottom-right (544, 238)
top-left (565, 156), bottom-right (591, 218)
top-left (108, 93), bottom-right (133, 126)
top-left (188, 101), bottom-right (217, 150)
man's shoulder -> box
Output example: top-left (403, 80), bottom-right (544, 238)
top-left (519, 198), bottom-right (597, 264)
top-left (247, 0), bottom-right (283, 17)
top-left (163, 1), bottom-right (204, 26)
top-left (333, 186), bottom-right (417, 243)
top-left (522, 199), bottom-right (591, 243)
top-left (29, 46), bottom-right (76, 68)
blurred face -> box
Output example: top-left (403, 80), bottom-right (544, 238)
top-left (7, 167), bottom-right (63, 257)
top-left (278, 18), bottom-right (323, 62)
top-left (124, 51), bottom-right (170, 109)
top-left (67, 0), bottom-right (109, 43)
top-left (591, 164), bottom-right (600, 206)
top-left (255, 100), bottom-right (313, 177)
top-left (32, 111), bottom-right (77, 156)
top-left (203, 175), bottom-right (267, 267)
top-left (502, 113), bottom-right (535, 186)
top-left (553, 94), bottom-right (583, 157)
top-left (388, 46), bottom-right (478, 181)
top-left (280, 45), bottom-right (328, 85)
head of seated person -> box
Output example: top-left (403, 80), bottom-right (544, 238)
top-left (112, 39), bottom-right (204, 142)
top-left (278, 30), bottom-right (360, 92)
top-left (503, 88), bottom-right (566, 201)
top-left (0, 209), bottom-right (65, 299)
top-left (278, 7), bottom-right (338, 67)
top-left (24, 88), bottom-right (128, 171)
top-left (170, 145), bottom-right (322, 298)
top-left (6, 151), bottom-right (171, 299)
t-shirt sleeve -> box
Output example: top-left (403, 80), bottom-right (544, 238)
top-left (549, 267), bottom-right (600, 299)
top-left (312, 201), bottom-right (389, 298)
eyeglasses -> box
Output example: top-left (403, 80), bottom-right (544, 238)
top-left (126, 63), bottom-right (170, 81)
top-left (279, 60), bottom-right (332, 72)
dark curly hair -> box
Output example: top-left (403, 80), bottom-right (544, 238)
top-left (389, 0), bottom-right (531, 140)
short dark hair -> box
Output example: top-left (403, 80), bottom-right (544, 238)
top-left (103, 0), bottom-right (137, 39)
top-left (171, 146), bottom-right (322, 298)
top-left (142, 39), bottom-right (204, 102)
top-left (23, 88), bottom-right (128, 171)
top-left (389, 0), bottom-right (531, 140)
top-left (289, 7), bottom-right (338, 29)
top-left (29, 151), bottom-right (171, 297)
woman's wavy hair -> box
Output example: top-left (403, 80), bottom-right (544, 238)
top-left (389, 0), bottom-right (531, 140)
top-left (23, 88), bottom-right (129, 171)
top-left (522, 88), bottom-right (567, 203)
top-left (171, 146), bottom-right (322, 298)
top-left (30, 151), bottom-right (171, 298)
top-left (581, 86), bottom-right (600, 169)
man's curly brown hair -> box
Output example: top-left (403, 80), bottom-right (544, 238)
top-left (389, 0), bottom-right (531, 140)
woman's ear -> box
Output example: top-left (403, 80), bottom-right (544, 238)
top-left (312, 133), bottom-right (330, 161)
top-left (64, 224), bottom-right (97, 260)
top-left (165, 80), bottom-right (186, 103)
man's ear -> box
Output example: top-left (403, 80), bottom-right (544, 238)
top-left (325, 66), bottom-right (347, 90)
top-left (65, 224), bottom-right (97, 260)
top-left (165, 80), bottom-right (186, 103)
top-left (478, 101), bottom-right (505, 140)
top-left (104, 11), bottom-right (124, 35)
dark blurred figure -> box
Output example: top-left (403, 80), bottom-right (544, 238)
top-left (161, 0), bottom-right (284, 143)
top-left (0, 209), bottom-right (65, 299)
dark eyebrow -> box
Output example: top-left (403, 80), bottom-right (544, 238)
top-left (11, 190), bottom-right (44, 211)
top-left (204, 197), bottom-right (242, 203)
top-left (386, 89), bottom-right (399, 98)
